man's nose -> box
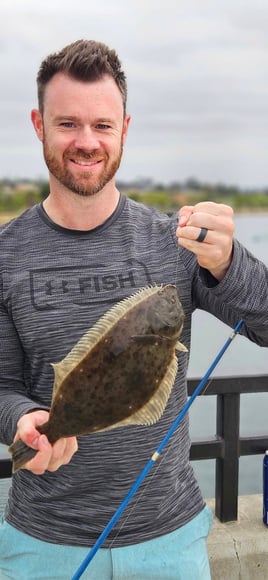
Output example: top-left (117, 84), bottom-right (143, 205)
top-left (73, 126), bottom-right (100, 150)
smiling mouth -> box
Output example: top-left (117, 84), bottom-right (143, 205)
top-left (71, 159), bottom-right (102, 167)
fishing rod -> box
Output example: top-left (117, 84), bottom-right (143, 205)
top-left (72, 318), bottom-right (244, 580)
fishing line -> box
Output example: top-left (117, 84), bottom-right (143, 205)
top-left (174, 214), bottom-right (181, 288)
top-left (199, 377), bottom-right (213, 397)
top-left (71, 318), bottom-right (244, 580)
top-left (108, 353), bottom-right (214, 547)
top-left (108, 228), bottom-right (183, 546)
top-left (107, 453), bottom-right (163, 549)
top-left (107, 401), bottom-right (182, 549)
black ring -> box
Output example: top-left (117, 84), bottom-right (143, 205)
top-left (196, 227), bottom-right (208, 243)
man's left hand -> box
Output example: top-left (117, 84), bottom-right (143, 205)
top-left (176, 201), bottom-right (235, 281)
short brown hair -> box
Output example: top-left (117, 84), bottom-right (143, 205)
top-left (37, 39), bottom-right (127, 114)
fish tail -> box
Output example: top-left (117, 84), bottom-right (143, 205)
top-left (8, 439), bottom-right (38, 473)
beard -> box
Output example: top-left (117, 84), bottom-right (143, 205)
top-left (43, 139), bottom-right (124, 197)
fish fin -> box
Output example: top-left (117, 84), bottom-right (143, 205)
top-left (100, 354), bottom-right (178, 431)
top-left (175, 341), bottom-right (188, 352)
top-left (51, 285), bottom-right (163, 399)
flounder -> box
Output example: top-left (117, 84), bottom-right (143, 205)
top-left (9, 284), bottom-right (186, 472)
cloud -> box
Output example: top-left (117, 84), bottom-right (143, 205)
top-left (0, 0), bottom-right (268, 186)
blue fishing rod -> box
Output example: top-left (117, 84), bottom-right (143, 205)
top-left (72, 319), bottom-right (244, 580)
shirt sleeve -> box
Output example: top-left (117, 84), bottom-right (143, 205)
top-left (193, 239), bottom-right (268, 347)
top-left (0, 293), bottom-right (47, 445)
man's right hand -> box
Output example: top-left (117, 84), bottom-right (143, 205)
top-left (13, 410), bottom-right (78, 475)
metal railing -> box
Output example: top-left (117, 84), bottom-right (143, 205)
top-left (1, 374), bottom-right (268, 522)
top-left (189, 374), bottom-right (268, 522)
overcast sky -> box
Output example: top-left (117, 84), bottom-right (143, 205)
top-left (1, 0), bottom-right (268, 187)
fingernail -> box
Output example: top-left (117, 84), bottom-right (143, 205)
top-left (39, 435), bottom-right (50, 449)
top-left (178, 215), bottom-right (188, 226)
top-left (29, 437), bottom-right (40, 449)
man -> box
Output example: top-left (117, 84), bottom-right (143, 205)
top-left (0, 39), bottom-right (267, 580)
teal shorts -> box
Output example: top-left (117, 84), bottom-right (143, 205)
top-left (0, 505), bottom-right (213, 579)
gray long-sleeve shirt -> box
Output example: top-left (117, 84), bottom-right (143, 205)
top-left (0, 194), bottom-right (268, 547)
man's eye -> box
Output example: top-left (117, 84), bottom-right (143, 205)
top-left (96, 123), bottom-right (110, 130)
top-left (60, 122), bottom-right (75, 128)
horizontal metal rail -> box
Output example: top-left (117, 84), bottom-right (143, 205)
top-left (1, 374), bottom-right (268, 522)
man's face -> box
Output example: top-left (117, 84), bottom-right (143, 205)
top-left (31, 73), bottom-right (130, 197)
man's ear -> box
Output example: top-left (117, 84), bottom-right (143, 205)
top-left (31, 109), bottom-right (44, 142)
top-left (122, 114), bottom-right (131, 145)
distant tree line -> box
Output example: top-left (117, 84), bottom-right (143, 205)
top-left (0, 177), bottom-right (268, 214)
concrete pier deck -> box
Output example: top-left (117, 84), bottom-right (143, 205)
top-left (207, 495), bottom-right (268, 579)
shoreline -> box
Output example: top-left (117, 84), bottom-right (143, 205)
top-left (1, 207), bottom-right (268, 226)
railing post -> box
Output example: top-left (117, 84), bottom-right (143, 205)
top-left (0, 458), bottom-right (12, 479)
top-left (215, 393), bottom-right (240, 522)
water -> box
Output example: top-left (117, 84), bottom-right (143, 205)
top-left (1, 213), bottom-right (268, 509)
top-left (189, 213), bottom-right (268, 498)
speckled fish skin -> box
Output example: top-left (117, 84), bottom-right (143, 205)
top-left (9, 284), bottom-right (186, 472)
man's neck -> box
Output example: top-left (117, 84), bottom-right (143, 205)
top-left (43, 184), bottom-right (120, 231)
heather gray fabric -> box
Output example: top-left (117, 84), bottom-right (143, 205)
top-left (0, 194), bottom-right (267, 547)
